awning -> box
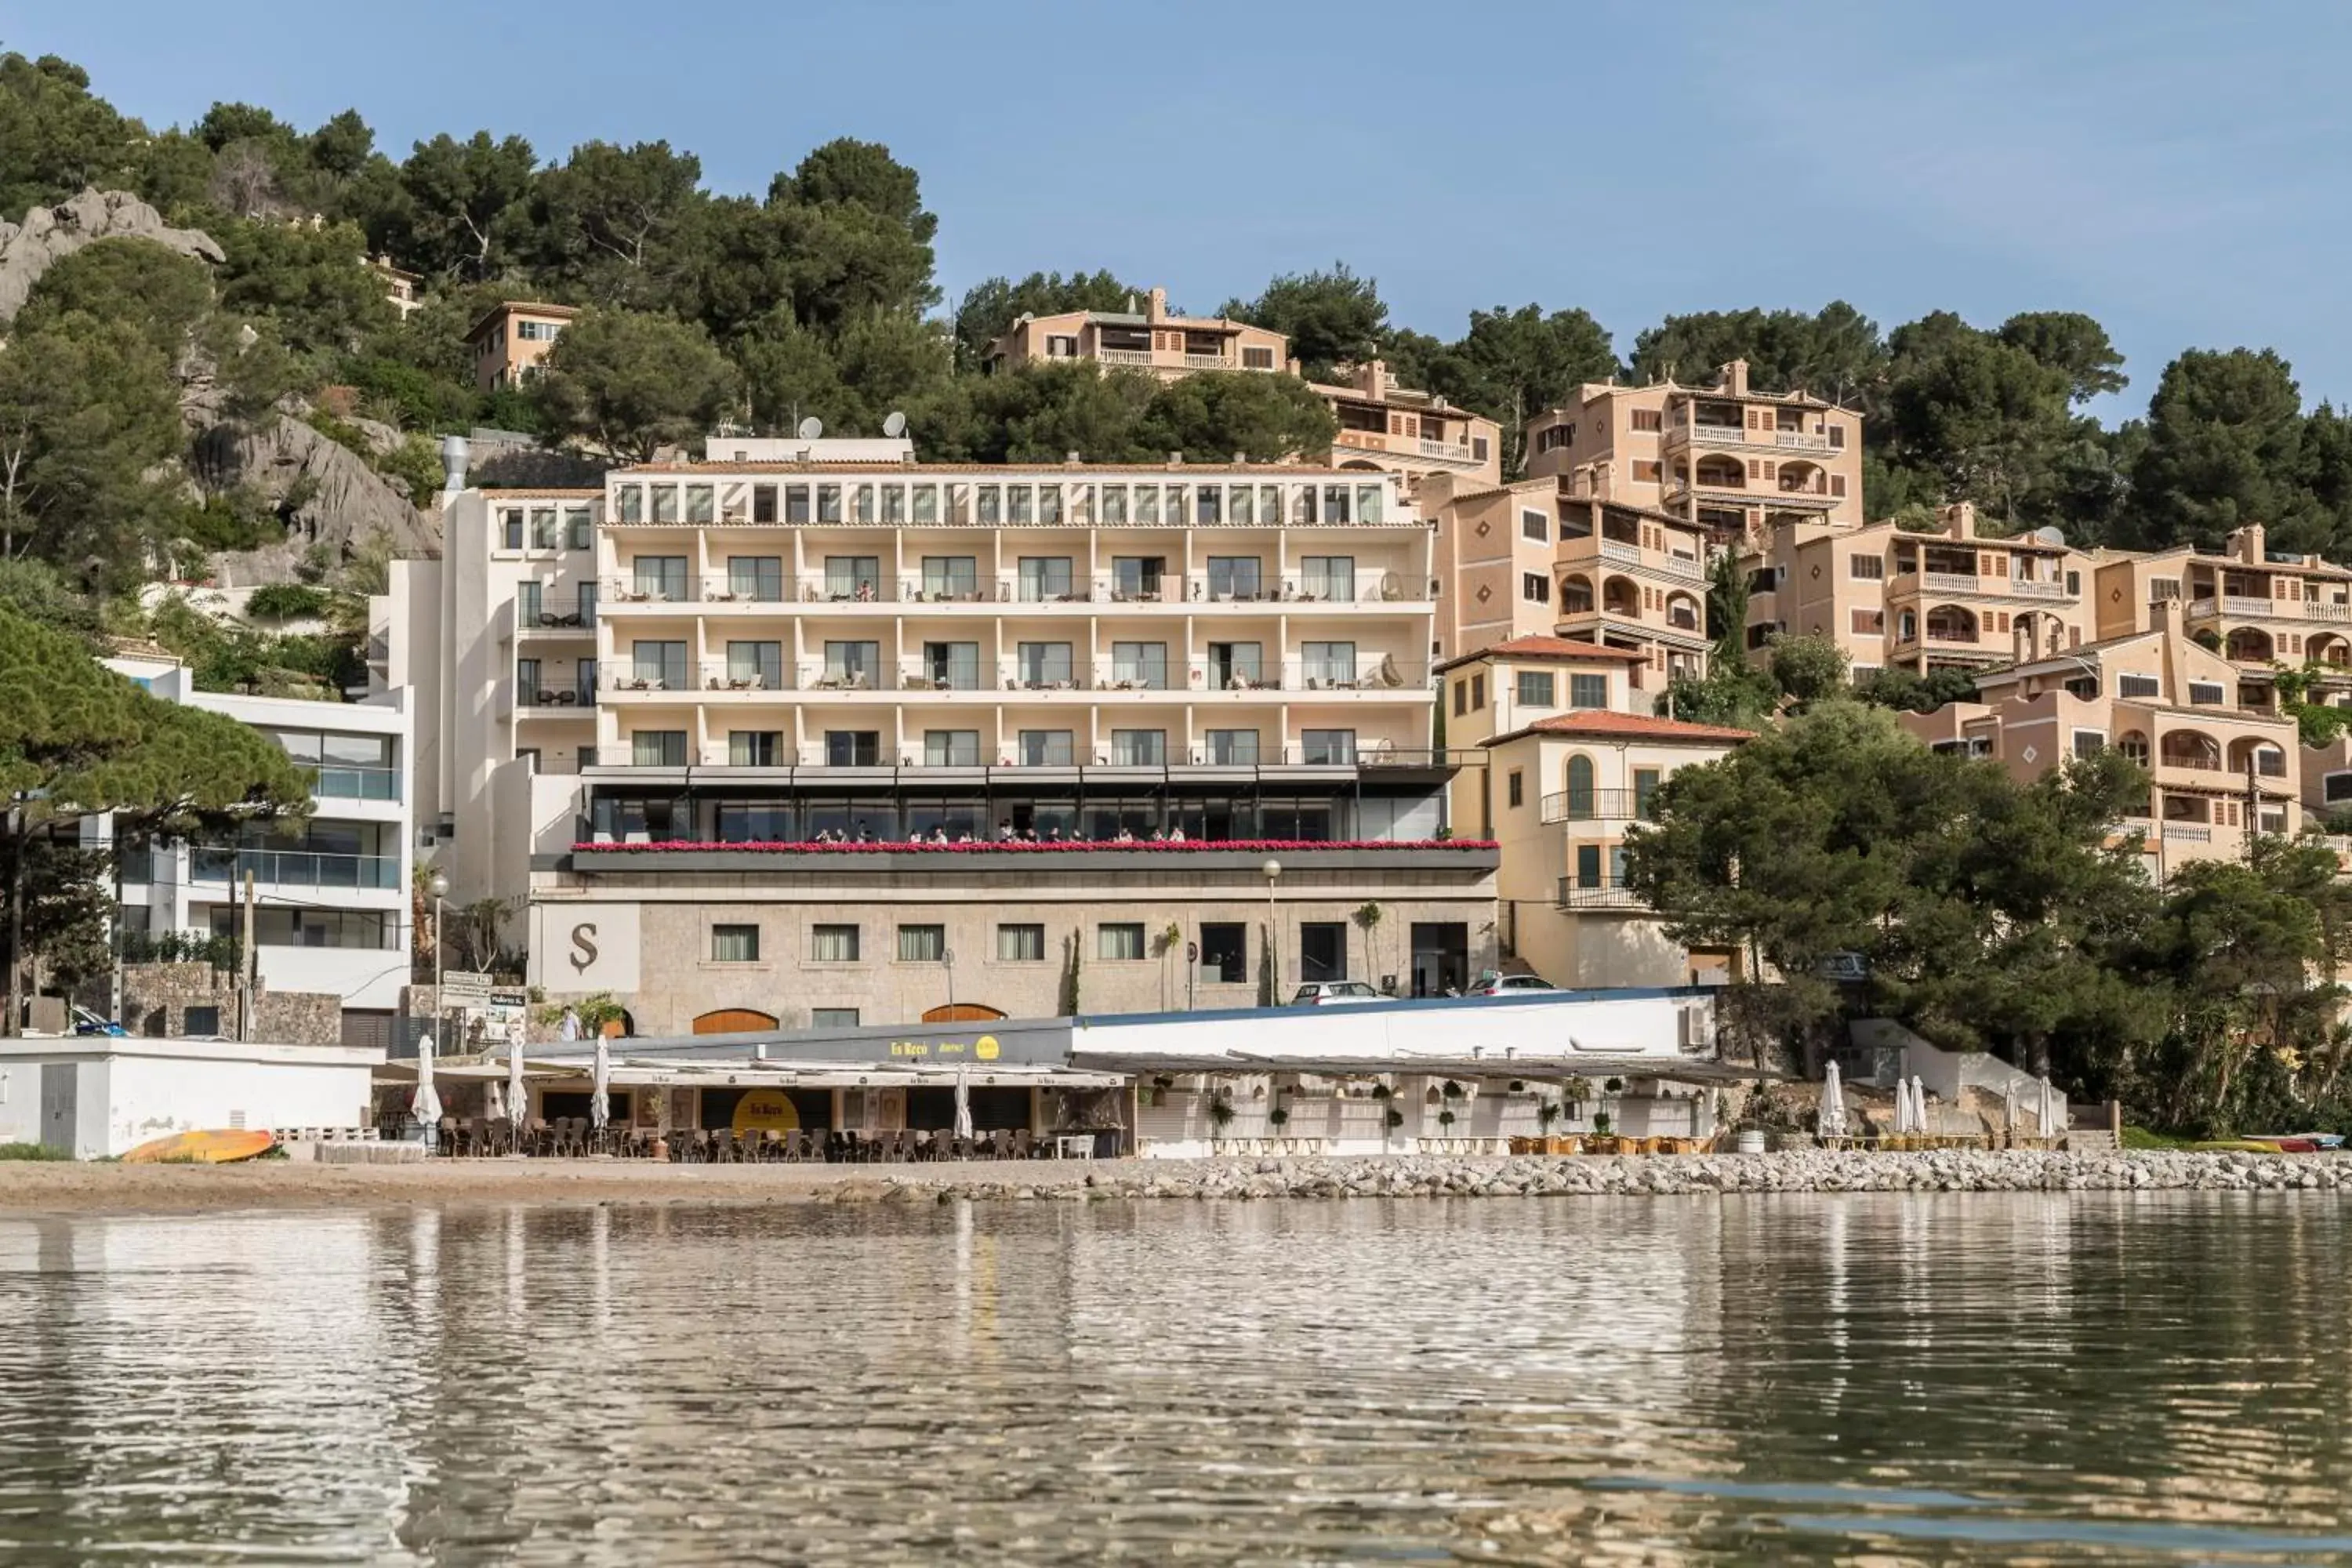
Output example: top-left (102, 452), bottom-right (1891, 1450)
top-left (381, 1055), bottom-right (1125, 1091)
top-left (1073, 1051), bottom-right (1773, 1084)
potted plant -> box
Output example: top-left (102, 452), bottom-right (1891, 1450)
top-left (1385, 1107), bottom-right (1404, 1138)
top-left (1209, 1098), bottom-right (1235, 1138)
top-left (1436, 1107), bottom-right (1457, 1144)
top-left (1269, 1106), bottom-right (1290, 1133)
top-left (1588, 1109), bottom-right (1617, 1155)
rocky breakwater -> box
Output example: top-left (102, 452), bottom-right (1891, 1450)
top-left (865, 1148), bottom-right (2351, 1203)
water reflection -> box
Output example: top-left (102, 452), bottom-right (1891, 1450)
top-left (0, 1193), bottom-right (2347, 1563)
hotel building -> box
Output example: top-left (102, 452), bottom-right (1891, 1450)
top-left (377, 435), bottom-right (1502, 1033)
top-left (101, 649), bottom-right (418, 1046)
top-left (1522, 360), bottom-right (1865, 537)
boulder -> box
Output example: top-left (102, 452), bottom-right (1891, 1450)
top-left (0, 188), bottom-right (225, 324)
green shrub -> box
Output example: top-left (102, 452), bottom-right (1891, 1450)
top-left (0, 1143), bottom-right (70, 1161)
top-left (245, 583), bottom-right (328, 620)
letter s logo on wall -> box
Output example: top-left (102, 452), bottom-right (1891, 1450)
top-left (569, 923), bottom-right (599, 972)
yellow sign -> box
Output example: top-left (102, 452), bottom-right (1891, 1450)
top-left (975, 1035), bottom-right (1000, 1061)
top-left (731, 1088), bottom-right (801, 1134)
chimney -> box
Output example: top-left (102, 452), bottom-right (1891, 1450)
top-left (2149, 591), bottom-right (2177, 637)
top-left (439, 434), bottom-right (470, 495)
top-left (1942, 500), bottom-right (1976, 540)
top-left (1167, 451), bottom-right (1184, 467)
top-left (1146, 285), bottom-right (1168, 323)
top-left (1065, 450), bottom-right (1082, 466)
top-left (1361, 358), bottom-right (1386, 396)
top-left (1721, 359), bottom-right (1751, 397)
top-left (2234, 522), bottom-right (2265, 564)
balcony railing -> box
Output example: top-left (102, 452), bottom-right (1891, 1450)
top-left (1773, 431), bottom-right (1832, 451)
top-left (1182, 352), bottom-right (1229, 370)
top-left (1598, 539), bottom-right (1643, 565)
top-left (190, 848), bottom-right (401, 891)
top-left (517, 609), bottom-right (596, 632)
top-left (1555, 877), bottom-right (1648, 910)
top-left (310, 765), bottom-right (402, 802)
top-left (1096, 348), bottom-right (1155, 366)
top-left (1922, 572), bottom-right (1980, 593)
top-left (2009, 579), bottom-right (2071, 599)
top-left (1539, 788), bottom-right (1659, 824)
top-left (519, 685), bottom-right (594, 709)
top-left (1686, 424), bottom-right (1746, 446)
top-left (1417, 437), bottom-right (1474, 462)
top-left (2161, 824), bottom-right (2214, 844)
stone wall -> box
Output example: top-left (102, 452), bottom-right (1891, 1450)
top-left (121, 962), bottom-right (344, 1047)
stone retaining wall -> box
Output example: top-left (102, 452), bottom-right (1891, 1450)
top-left (855, 1149), bottom-right (2350, 1203)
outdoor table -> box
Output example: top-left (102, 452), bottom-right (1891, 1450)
top-left (1054, 1133), bottom-right (1095, 1160)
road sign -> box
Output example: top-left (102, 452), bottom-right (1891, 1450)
top-left (440, 971), bottom-right (493, 1007)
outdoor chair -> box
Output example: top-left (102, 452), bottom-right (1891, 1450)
top-left (463, 1116), bottom-right (488, 1157)
top-left (436, 1116), bottom-right (459, 1155)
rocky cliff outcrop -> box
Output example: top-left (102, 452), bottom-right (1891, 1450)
top-left (0, 188), bottom-right (225, 323)
top-left (192, 414), bottom-right (441, 586)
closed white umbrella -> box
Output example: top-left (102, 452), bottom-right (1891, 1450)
top-left (412, 1022), bottom-right (442, 1134)
top-left (590, 1032), bottom-right (611, 1134)
top-left (953, 1061), bottom-right (974, 1142)
top-left (1909, 1075), bottom-right (1928, 1135)
top-left (2003, 1082), bottom-right (2018, 1142)
top-left (482, 1076), bottom-right (505, 1123)
top-left (2038, 1076), bottom-right (2057, 1139)
top-left (507, 1023), bottom-right (527, 1135)
top-left (1819, 1060), bottom-right (1846, 1140)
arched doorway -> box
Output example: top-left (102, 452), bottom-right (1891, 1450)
top-left (693, 1008), bottom-right (779, 1034)
top-left (923, 1003), bottom-right (1007, 1023)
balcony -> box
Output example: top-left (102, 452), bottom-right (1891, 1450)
top-left (1182, 353), bottom-right (1229, 371)
top-left (1597, 539), bottom-right (1643, 566)
top-left (2008, 579), bottom-right (2071, 600)
top-left (1097, 348), bottom-right (1155, 367)
top-left (1555, 877), bottom-right (1647, 910)
top-left (1417, 437), bottom-right (1474, 462)
top-left (2187, 594), bottom-right (2279, 620)
top-left (515, 612), bottom-right (596, 637)
top-left (1540, 788), bottom-right (1658, 825)
top-left (190, 848), bottom-right (401, 891)
top-left (2161, 824), bottom-right (2214, 844)
top-left (603, 575), bottom-right (701, 606)
top-left (1773, 431), bottom-right (1832, 452)
top-left (1922, 572), bottom-right (1980, 594)
top-left (310, 765), bottom-right (402, 803)
top-left (1677, 423), bottom-right (1748, 448)
top-left (518, 685), bottom-right (594, 710)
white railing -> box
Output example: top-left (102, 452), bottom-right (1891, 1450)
top-left (2161, 825), bottom-right (2214, 844)
top-left (1598, 539), bottom-right (1643, 564)
top-left (1773, 432), bottom-right (1832, 451)
top-left (1417, 437), bottom-right (1473, 461)
top-left (1661, 554), bottom-right (1704, 579)
top-left (1182, 353), bottom-right (1229, 370)
top-left (2210, 594), bottom-right (2273, 617)
top-left (1688, 425), bottom-right (1746, 445)
top-left (1922, 572), bottom-right (1980, 593)
top-left (2009, 580), bottom-right (2070, 599)
top-left (2304, 601), bottom-right (2352, 622)
top-left (1097, 348), bottom-right (1154, 366)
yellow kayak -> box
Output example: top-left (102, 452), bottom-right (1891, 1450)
top-left (121, 1130), bottom-right (278, 1165)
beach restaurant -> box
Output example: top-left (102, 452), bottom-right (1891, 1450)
top-left (377, 988), bottom-right (1740, 1159)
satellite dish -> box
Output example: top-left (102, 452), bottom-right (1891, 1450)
top-left (882, 411), bottom-right (907, 438)
top-left (2035, 524), bottom-right (2066, 546)
top-left (797, 416), bottom-right (823, 441)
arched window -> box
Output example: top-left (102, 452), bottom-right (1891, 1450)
top-left (1566, 754), bottom-right (1597, 820)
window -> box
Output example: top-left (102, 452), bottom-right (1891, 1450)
top-left (1633, 768), bottom-right (1662, 818)
top-left (1851, 608), bottom-right (1885, 635)
top-left (924, 730), bottom-right (981, 767)
top-left (1198, 922), bottom-right (1247, 983)
top-left (631, 639), bottom-right (687, 689)
top-left (1242, 346), bottom-right (1276, 369)
top-left (920, 641), bottom-right (982, 690)
top-left (1522, 572), bottom-right (1551, 604)
top-left (633, 556), bottom-right (688, 601)
top-left (1302, 641), bottom-right (1357, 686)
top-left (516, 657), bottom-right (541, 699)
top-left (2188, 681), bottom-right (2226, 706)
top-left (1301, 729), bottom-right (1356, 764)
top-left (811, 924), bottom-right (861, 963)
top-left (725, 641), bottom-right (783, 689)
top-left (921, 556), bottom-right (978, 600)
top-left (2072, 730), bottom-right (2106, 760)
top-left (1109, 729), bottom-right (1165, 766)
top-left (1300, 556), bottom-right (1356, 601)
top-left (650, 486), bottom-right (679, 524)
top-left (530, 507), bottom-right (557, 549)
top-left (784, 485), bottom-right (811, 524)
top-left (751, 485), bottom-right (777, 524)
top-left (2326, 773), bottom-right (2352, 804)
top-left (1111, 556), bottom-right (1165, 601)
top-left (1205, 728), bottom-right (1259, 764)
top-left (1017, 641), bottom-right (1075, 689)
top-left (1018, 729), bottom-right (1076, 766)
top-left (1111, 641), bottom-right (1169, 689)
top-left (615, 486), bottom-right (644, 524)
top-left (2119, 673), bottom-right (2161, 699)
top-left (1520, 508), bottom-right (1549, 543)
top-left (1849, 554), bottom-right (1884, 580)
top-left (1508, 770), bottom-right (1524, 808)
top-left (578, 583), bottom-right (598, 626)
top-left (1630, 408), bottom-right (1661, 433)
top-left (997, 924), bottom-right (1046, 962)
top-left (517, 318), bottom-right (561, 341)
top-left (516, 581), bottom-right (543, 626)
top-left (1299, 922), bottom-right (1346, 982)
top-left (811, 1007), bottom-right (860, 1028)
top-left (714, 802), bottom-right (789, 841)
top-left (1575, 843), bottom-right (1603, 887)
top-left (897, 924), bottom-right (946, 963)
top-left (728, 731), bottom-right (780, 767)
top-left (500, 509), bottom-right (523, 550)
top-left (1207, 556), bottom-right (1262, 599)
top-left (822, 640), bottom-right (881, 686)
top-left (711, 924), bottom-right (760, 963)
top-left (1098, 923), bottom-right (1146, 961)
top-left (1518, 671), bottom-right (1556, 706)
top-left (824, 731), bottom-right (880, 767)
top-left (1018, 557), bottom-right (1074, 601)
top-left (1565, 754), bottom-right (1596, 818)
top-left (1453, 679), bottom-right (1468, 717)
top-left (728, 556), bottom-right (783, 601)
top-left (1472, 435), bottom-right (1490, 463)
top-left (566, 505), bottom-right (593, 550)
top-left (823, 556), bottom-right (880, 600)
top-left (1569, 673), bottom-right (1608, 710)
top-left (632, 731), bottom-right (687, 767)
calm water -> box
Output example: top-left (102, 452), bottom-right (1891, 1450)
top-left (2, 1192), bottom-right (2350, 1564)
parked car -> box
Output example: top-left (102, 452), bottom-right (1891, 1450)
top-left (1468, 972), bottom-right (1560, 996)
top-left (1290, 980), bottom-right (1384, 1006)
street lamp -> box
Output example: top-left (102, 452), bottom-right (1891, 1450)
top-left (1261, 858), bottom-right (1282, 1002)
top-left (943, 946), bottom-right (956, 1018)
top-left (427, 871), bottom-right (450, 1054)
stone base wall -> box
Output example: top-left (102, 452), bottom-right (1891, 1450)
top-left (120, 962), bottom-right (344, 1047)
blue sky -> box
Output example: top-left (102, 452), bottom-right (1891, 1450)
top-left (26, 0), bottom-right (2352, 421)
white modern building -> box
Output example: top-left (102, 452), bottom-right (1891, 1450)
top-left (103, 650), bottom-right (418, 1042)
top-left (0, 1035), bottom-right (380, 1158)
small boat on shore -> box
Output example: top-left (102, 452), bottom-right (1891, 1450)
top-left (121, 1131), bottom-right (278, 1165)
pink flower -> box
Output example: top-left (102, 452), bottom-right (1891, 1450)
top-left (574, 837), bottom-right (1496, 854)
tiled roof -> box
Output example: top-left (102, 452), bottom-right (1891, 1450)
top-left (1436, 636), bottom-right (1650, 673)
top-left (1484, 711), bottom-right (1755, 747)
